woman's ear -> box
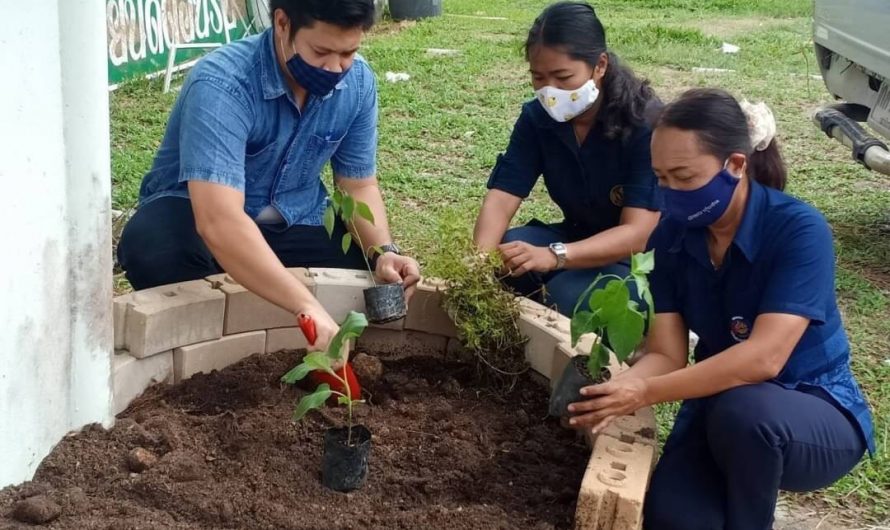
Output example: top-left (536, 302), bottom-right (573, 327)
top-left (726, 153), bottom-right (747, 178)
top-left (593, 52), bottom-right (609, 82)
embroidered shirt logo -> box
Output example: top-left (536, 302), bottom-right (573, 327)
top-left (730, 316), bottom-right (751, 342)
top-left (610, 185), bottom-right (625, 207)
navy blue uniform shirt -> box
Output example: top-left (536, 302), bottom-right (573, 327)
top-left (648, 179), bottom-right (875, 454)
top-left (487, 99), bottom-right (662, 241)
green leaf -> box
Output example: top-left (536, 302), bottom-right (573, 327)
top-left (281, 362), bottom-right (314, 384)
top-left (302, 351), bottom-right (334, 373)
top-left (331, 189), bottom-right (343, 210)
top-left (586, 342), bottom-right (611, 376)
top-left (323, 206), bottom-right (335, 238)
top-left (341, 233), bottom-right (353, 254)
top-left (293, 385), bottom-right (332, 421)
top-left (631, 250), bottom-right (655, 275)
top-left (573, 273), bottom-right (606, 314)
top-left (356, 201), bottom-right (375, 225)
top-left (605, 308), bottom-right (645, 362)
top-left (589, 281), bottom-right (630, 323)
top-left (337, 395), bottom-right (352, 406)
top-left (342, 196), bottom-right (355, 221)
top-left (570, 310), bottom-right (603, 346)
top-left (327, 311), bottom-right (369, 360)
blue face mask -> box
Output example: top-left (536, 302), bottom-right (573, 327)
top-left (286, 53), bottom-right (348, 96)
top-left (663, 164), bottom-right (740, 227)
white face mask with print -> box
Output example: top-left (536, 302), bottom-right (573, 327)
top-left (534, 79), bottom-right (600, 123)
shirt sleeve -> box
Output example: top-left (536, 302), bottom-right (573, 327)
top-left (178, 79), bottom-right (252, 190)
top-left (486, 105), bottom-right (543, 199)
top-left (758, 212), bottom-right (835, 324)
top-left (621, 127), bottom-right (662, 211)
top-left (646, 223), bottom-right (681, 314)
top-left (332, 65), bottom-right (378, 179)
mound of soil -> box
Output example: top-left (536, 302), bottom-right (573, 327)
top-left (0, 351), bottom-right (588, 529)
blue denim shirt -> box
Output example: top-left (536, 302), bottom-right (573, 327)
top-left (138, 29), bottom-right (378, 227)
top-left (648, 180), bottom-right (876, 455)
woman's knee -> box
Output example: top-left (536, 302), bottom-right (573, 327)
top-left (705, 385), bottom-right (780, 454)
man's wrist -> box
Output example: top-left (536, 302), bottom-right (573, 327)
top-left (369, 243), bottom-right (401, 270)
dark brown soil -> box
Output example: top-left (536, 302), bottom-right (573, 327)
top-left (0, 351), bottom-right (588, 530)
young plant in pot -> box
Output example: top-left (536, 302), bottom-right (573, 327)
top-left (282, 311), bottom-right (371, 492)
top-left (548, 250), bottom-right (655, 418)
top-left (325, 188), bottom-right (407, 324)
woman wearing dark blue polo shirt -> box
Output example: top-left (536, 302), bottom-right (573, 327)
top-left (567, 88), bottom-right (874, 529)
top-left (473, 1), bottom-right (662, 316)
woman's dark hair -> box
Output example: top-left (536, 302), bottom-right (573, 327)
top-left (271, 0), bottom-right (376, 38)
top-left (657, 88), bottom-right (787, 191)
top-left (524, 1), bottom-right (657, 140)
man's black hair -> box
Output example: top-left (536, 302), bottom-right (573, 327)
top-left (270, 0), bottom-right (376, 37)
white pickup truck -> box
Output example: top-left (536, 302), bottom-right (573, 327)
top-left (813, 0), bottom-right (890, 176)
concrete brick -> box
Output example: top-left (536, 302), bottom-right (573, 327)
top-left (599, 413), bottom-right (658, 447)
top-left (173, 331), bottom-right (266, 382)
top-left (118, 280), bottom-right (225, 359)
top-left (207, 269), bottom-right (312, 335)
top-left (265, 327), bottom-right (310, 353)
top-left (519, 308), bottom-right (570, 379)
top-left (575, 435), bottom-right (655, 530)
top-left (307, 268), bottom-right (374, 323)
top-left (112, 351), bottom-right (173, 415)
top-left (355, 328), bottom-right (448, 360)
top-left (113, 298), bottom-right (127, 350)
top-left (404, 279), bottom-right (457, 337)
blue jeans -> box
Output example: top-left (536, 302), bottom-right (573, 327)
top-left (643, 383), bottom-right (866, 530)
top-left (501, 221), bottom-right (639, 317)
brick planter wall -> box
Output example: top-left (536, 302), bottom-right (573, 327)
top-left (111, 268), bottom-right (657, 530)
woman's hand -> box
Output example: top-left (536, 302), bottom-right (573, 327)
top-left (498, 241), bottom-right (558, 276)
top-left (567, 377), bottom-right (650, 432)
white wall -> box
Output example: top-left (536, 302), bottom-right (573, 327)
top-left (0, 0), bottom-right (113, 487)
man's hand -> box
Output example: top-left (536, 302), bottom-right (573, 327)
top-left (498, 241), bottom-right (558, 276)
top-left (375, 253), bottom-right (421, 301)
top-left (296, 303), bottom-right (349, 369)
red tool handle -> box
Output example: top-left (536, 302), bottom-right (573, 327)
top-left (297, 313), bottom-right (317, 345)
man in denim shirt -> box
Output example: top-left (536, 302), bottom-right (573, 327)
top-left (118, 0), bottom-right (420, 352)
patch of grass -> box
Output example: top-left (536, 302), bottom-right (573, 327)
top-left (109, 0), bottom-right (888, 522)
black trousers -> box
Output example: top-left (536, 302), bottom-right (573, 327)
top-left (643, 383), bottom-right (866, 530)
top-left (118, 197), bottom-right (366, 290)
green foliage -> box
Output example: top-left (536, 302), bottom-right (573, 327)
top-left (425, 211), bottom-right (528, 388)
top-left (570, 251), bottom-right (655, 377)
top-left (281, 311), bottom-right (368, 443)
top-left (325, 188), bottom-right (377, 278)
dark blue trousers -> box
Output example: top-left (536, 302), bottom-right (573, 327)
top-left (643, 383), bottom-right (866, 530)
top-left (118, 196), bottom-right (366, 290)
top-left (501, 221), bottom-right (638, 317)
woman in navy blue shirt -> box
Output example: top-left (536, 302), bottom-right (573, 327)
top-left (568, 88), bottom-right (874, 529)
top-left (474, 1), bottom-right (662, 316)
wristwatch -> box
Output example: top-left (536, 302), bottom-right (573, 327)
top-left (369, 243), bottom-right (402, 271)
top-left (549, 242), bottom-right (568, 270)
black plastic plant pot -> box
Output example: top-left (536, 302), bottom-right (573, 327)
top-left (322, 425), bottom-right (372, 492)
top-left (363, 283), bottom-right (407, 324)
top-left (389, 0), bottom-right (443, 20)
top-left (548, 356), bottom-right (609, 418)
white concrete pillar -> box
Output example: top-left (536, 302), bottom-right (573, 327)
top-left (0, 0), bottom-right (113, 487)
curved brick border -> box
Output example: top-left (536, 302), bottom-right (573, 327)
top-left (111, 268), bottom-right (657, 530)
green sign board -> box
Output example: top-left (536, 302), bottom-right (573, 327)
top-left (106, 0), bottom-right (258, 86)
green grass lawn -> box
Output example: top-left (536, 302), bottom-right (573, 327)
top-left (110, 0), bottom-right (889, 523)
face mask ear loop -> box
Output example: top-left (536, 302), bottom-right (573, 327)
top-left (724, 157), bottom-right (745, 180)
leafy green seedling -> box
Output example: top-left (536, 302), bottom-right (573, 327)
top-left (281, 311), bottom-right (368, 445)
top-left (324, 188), bottom-right (383, 281)
top-left (569, 250), bottom-right (655, 379)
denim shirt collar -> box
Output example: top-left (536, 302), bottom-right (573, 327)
top-left (259, 28), bottom-right (350, 102)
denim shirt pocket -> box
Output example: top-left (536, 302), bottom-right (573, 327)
top-left (300, 133), bottom-right (344, 183)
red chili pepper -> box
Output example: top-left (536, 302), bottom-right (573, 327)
top-left (297, 313), bottom-right (317, 345)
